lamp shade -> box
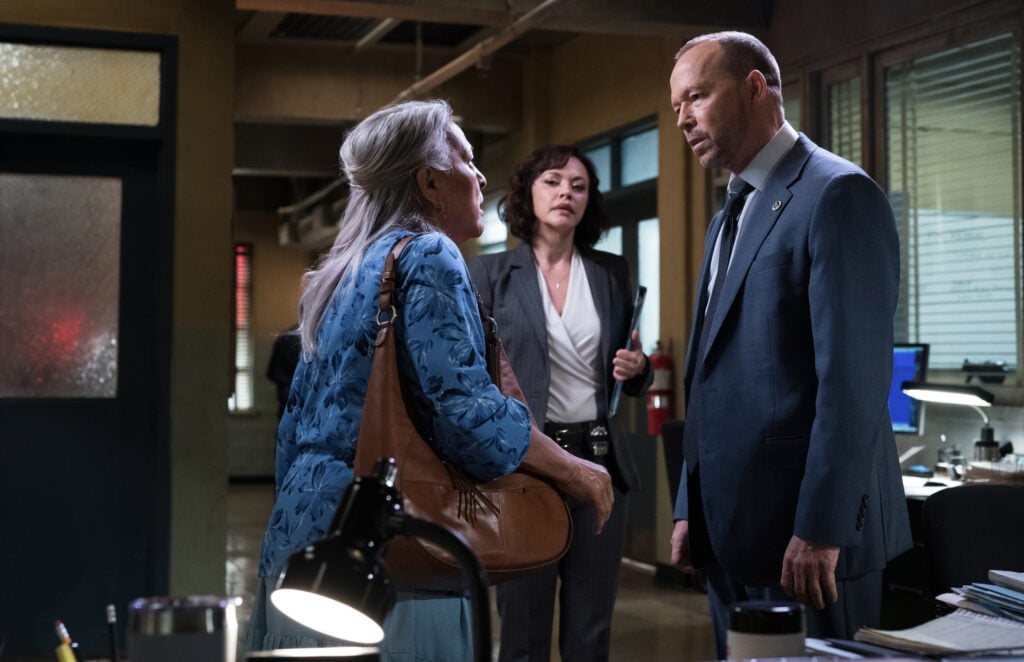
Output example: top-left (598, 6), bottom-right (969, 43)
top-left (271, 470), bottom-right (405, 644)
top-left (900, 381), bottom-right (994, 408)
top-left (271, 537), bottom-right (394, 644)
top-left (269, 460), bottom-right (493, 662)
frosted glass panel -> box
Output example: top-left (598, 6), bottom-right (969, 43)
top-left (0, 42), bottom-right (160, 125)
top-left (621, 128), bottom-right (658, 186)
top-left (637, 218), bottom-right (660, 354)
top-left (0, 173), bottom-right (121, 397)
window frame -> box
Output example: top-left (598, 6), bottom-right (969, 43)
top-left (808, 16), bottom-right (1024, 390)
top-left (873, 24), bottom-right (1024, 386)
top-left (229, 242), bottom-right (256, 413)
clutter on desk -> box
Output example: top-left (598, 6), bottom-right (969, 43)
top-left (53, 620), bottom-right (82, 662)
top-left (937, 570), bottom-right (1024, 624)
top-left (962, 359), bottom-right (1008, 385)
top-left (856, 570), bottom-right (1024, 656)
top-left (963, 456), bottom-right (1024, 485)
top-left (854, 608), bottom-right (1024, 656)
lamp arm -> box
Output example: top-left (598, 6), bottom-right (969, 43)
top-left (388, 514), bottom-right (491, 662)
top-left (969, 404), bottom-right (990, 425)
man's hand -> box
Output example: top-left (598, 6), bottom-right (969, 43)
top-left (780, 535), bottom-right (840, 609)
top-left (670, 520), bottom-right (696, 573)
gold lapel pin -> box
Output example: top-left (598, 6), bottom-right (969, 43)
top-left (771, 200), bottom-right (782, 211)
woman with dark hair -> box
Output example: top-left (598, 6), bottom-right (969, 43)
top-left (246, 106), bottom-right (613, 661)
top-left (469, 145), bottom-right (650, 662)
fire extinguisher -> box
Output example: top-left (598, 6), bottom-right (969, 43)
top-left (646, 340), bottom-right (674, 435)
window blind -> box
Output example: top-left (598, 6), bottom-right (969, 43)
top-left (885, 32), bottom-right (1021, 369)
top-left (230, 243), bottom-right (255, 411)
top-left (828, 76), bottom-right (863, 167)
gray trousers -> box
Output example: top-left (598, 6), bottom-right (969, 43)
top-left (496, 487), bottom-right (629, 662)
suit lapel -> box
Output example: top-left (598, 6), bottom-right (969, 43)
top-left (697, 137), bottom-right (815, 370)
top-left (685, 208), bottom-right (728, 388)
top-left (508, 243), bottom-right (548, 350)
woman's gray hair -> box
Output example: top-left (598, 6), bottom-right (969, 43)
top-left (298, 99), bottom-right (455, 355)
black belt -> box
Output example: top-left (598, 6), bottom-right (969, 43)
top-left (544, 419), bottom-right (610, 458)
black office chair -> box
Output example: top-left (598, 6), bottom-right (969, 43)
top-left (920, 483), bottom-right (1024, 597)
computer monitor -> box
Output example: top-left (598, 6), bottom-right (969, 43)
top-left (889, 343), bottom-right (929, 434)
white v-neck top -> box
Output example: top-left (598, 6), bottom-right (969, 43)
top-left (536, 249), bottom-right (601, 423)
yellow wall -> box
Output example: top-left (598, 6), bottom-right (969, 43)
top-left (1, 0), bottom-right (235, 595)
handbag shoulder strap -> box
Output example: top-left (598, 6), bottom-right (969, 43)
top-left (475, 292), bottom-right (503, 386)
top-left (375, 234), bottom-right (416, 347)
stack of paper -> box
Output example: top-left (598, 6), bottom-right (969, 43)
top-left (855, 570), bottom-right (1024, 655)
top-left (854, 609), bottom-right (1024, 655)
top-left (937, 570), bottom-right (1024, 623)
top-left (992, 570), bottom-right (1024, 592)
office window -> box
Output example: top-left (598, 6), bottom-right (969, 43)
top-left (581, 118), bottom-right (660, 354)
top-left (475, 194), bottom-right (508, 255)
top-left (594, 226), bottom-right (623, 255)
top-left (229, 243), bottom-right (254, 411)
top-left (581, 120), bottom-right (657, 192)
top-left (621, 127), bottom-right (658, 187)
top-left (586, 144), bottom-right (613, 193)
top-left (828, 76), bottom-right (863, 167)
top-left (637, 218), bottom-right (660, 354)
top-left (782, 80), bottom-right (802, 132)
top-left (885, 32), bottom-right (1020, 369)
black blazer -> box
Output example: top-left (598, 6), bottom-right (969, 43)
top-left (469, 242), bottom-right (649, 491)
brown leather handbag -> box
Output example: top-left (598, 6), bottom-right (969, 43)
top-left (353, 237), bottom-right (572, 593)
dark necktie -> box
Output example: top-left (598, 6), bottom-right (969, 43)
top-left (698, 179), bottom-right (753, 354)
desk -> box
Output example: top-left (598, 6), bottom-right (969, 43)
top-left (881, 477), bottom-right (962, 629)
top-left (902, 475), bottom-right (960, 500)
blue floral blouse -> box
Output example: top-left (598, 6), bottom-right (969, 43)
top-left (258, 231), bottom-right (532, 579)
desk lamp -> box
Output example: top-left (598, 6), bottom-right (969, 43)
top-left (270, 458), bottom-right (491, 662)
top-left (900, 381), bottom-right (995, 445)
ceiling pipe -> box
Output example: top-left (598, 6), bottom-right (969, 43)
top-left (391, 0), bottom-right (563, 104)
top-left (354, 17), bottom-right (399, 52)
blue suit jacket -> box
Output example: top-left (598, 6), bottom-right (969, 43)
top-left (675, 135), bottom-right (912, 584)
top-left (469, 243), bottom-right (648, 491)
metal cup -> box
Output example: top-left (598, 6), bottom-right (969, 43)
top-left (128, 595), bottom-right (242, 662)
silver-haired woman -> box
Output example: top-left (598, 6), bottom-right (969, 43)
top-left (245, 100), bottom-right (613, 660)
